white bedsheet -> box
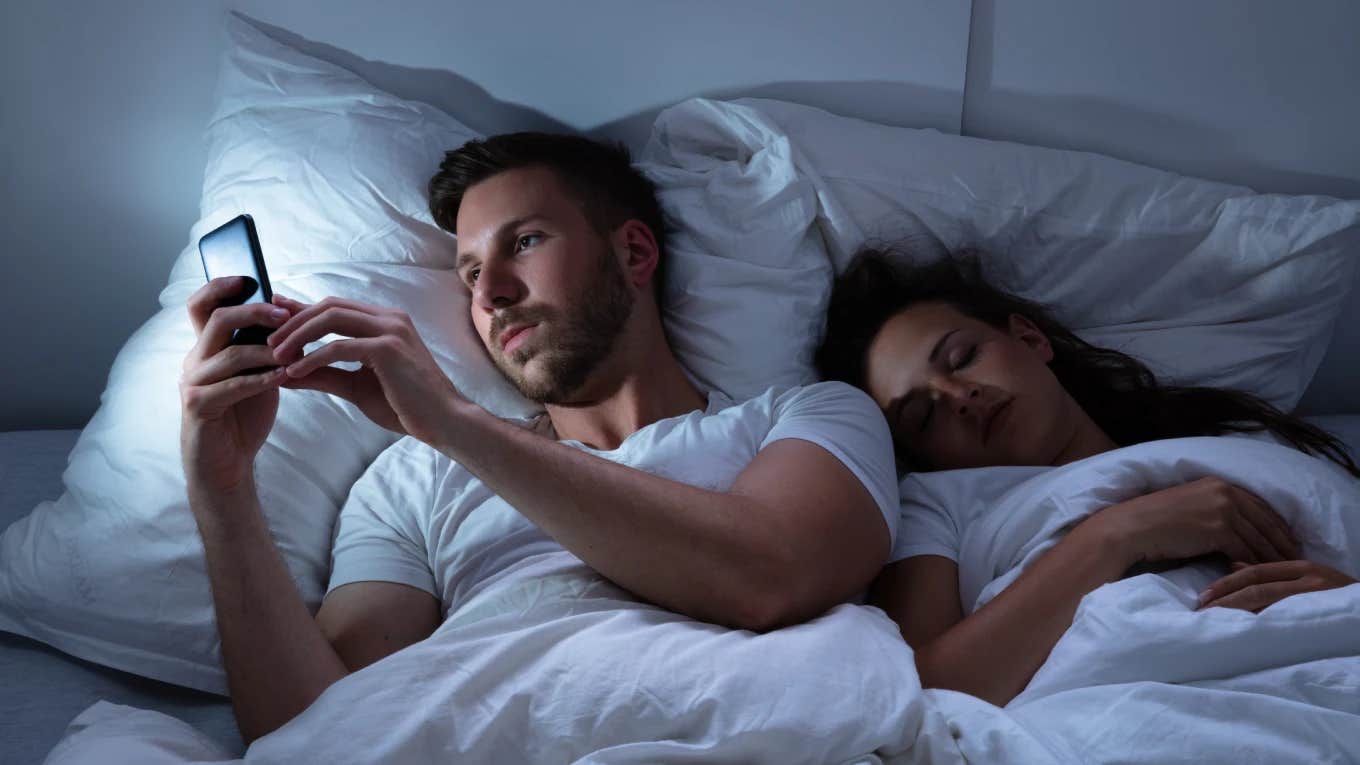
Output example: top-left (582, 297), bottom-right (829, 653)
top-left (43, 437), bottom-right (1360, 764)
top-left (45, 554), bottom-right (939, 764)
top-left (940, 436), bottom-right (1360, 762)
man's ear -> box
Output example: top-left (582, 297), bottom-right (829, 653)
top-left (615, 219), bottom-right (660, 292)
top-left (1007, 313), bottom-right (1054, 363)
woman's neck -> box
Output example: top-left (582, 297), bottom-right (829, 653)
top-left (1051, 403), bottom-right (1120, 466)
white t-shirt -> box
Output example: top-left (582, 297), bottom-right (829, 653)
top-left (327, 381), bottom-right (900, 618)
top-left (889, 466), bottom-right (1048, 563)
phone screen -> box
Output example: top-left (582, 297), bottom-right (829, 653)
top-left (198, 214), bottom-right (275, 346)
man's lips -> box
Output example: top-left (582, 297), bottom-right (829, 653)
top-left (983, 399), bottom-right (1012, 445)
top-left (499, 323), bottom-right (537, 353)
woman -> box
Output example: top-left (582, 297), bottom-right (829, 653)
top-left (816, 245), bottom-right (1359, 706)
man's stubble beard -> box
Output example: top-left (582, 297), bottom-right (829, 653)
top-left (494, 242), bottom-right (635, 404)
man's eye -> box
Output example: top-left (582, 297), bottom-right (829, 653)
top-left (515, 233), bottom-right (542, 252)
top-left (466, 267), bottom-right (480, 286)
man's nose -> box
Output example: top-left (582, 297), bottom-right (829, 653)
top-left (472, 261), bottom-right (525, 311)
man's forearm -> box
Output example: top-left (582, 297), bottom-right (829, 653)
top-left (188, 479), bottom-right (348, 744)
top-left (434, 401), bottom-right (793, 629)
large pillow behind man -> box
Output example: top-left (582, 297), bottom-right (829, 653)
top-left (0, 14), bottom-right (536, 694)
top-left (646, 97), bottom-right (1360, 411)
top-left (640, 100), bottom-right (831, 400)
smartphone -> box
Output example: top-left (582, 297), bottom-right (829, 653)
top-left (197, 214), bottom-right (276, 347)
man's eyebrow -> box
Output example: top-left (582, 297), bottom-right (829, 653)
top-left (455, 214), bottom-right (547, 271)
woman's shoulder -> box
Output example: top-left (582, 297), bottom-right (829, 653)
top-left (901, 465), bottom-right (1051, 511)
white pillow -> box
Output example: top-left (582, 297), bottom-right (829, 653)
top-left (645, 97), bottom-right (1360, 411)
top-left (0, 14), bottom-right (533, 694)
top-left (641, 101), bottom-right (831, 399)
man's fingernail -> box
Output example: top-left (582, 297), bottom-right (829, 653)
top-left (1197, 590), bottom-right (1211, 606)
top-left (270, 308), bottom-right (287, 320)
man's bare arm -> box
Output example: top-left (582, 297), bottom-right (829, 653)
top-left (434, 402), bottom-right (890, 631)
top-left (316, 580), bottom-right (442, 673)
top-left (188, 480), bottom-right (350, 744)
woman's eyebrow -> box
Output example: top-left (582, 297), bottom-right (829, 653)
top-left (929, 329), bottom-right (960, 363)
top-left (886, 328), bottom-right (961, 424)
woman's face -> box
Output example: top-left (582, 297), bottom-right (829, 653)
top-left (864, 301), bottom-right (1080, 470)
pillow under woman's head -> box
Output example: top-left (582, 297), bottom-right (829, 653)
top-left (643, 97), bottom-right (1360, 412)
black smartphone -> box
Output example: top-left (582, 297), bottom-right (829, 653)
top-left (197, 214), bottom-right (276, 347)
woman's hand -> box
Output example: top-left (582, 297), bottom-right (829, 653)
top-left (266, 295), bottom-right (467, 447)
top-left (1197, 560), bottom-right (1356, 612)
top-left (1094, 476), bottom-right (1301, 568)
top-left (180, 277), bottom-right (292, 494)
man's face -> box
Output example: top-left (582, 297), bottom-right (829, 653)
top-left (454, 166), bottom-right (634, 404)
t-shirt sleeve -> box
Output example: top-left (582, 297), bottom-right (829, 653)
top-left (890, 474), bottom-right (961, 562)
top-left (326, 437), bottom-right (439, 599)
top-left (761, 381), bottom-right (901, 549)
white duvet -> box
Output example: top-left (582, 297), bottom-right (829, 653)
top-left (45, 438), bottom-right (1360, 764)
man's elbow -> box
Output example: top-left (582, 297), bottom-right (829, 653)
top-left (235, 667), bottom-right (349, 746)
top-left (724, 592), bottom-right (795, 633)
top-left (722, 562), bottom-right (836, 633)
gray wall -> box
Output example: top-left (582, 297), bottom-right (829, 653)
top-left (3, 0), bottom-right (1358, 430)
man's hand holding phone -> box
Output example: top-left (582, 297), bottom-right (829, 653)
top-left (180, 276), bottom-right (294, 495)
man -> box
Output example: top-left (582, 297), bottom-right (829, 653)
top-left (179, 133), bottom-right (898, 745)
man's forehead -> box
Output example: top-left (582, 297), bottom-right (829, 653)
top-left (455, 166), bottom-right (571, 243)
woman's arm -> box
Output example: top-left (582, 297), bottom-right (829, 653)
top-left (873, 476), bottom-right (1300, 706)
top-left (870, 516), bottom-right (1127, 706)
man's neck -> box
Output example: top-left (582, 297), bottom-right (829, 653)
top-left (545, 322), bottom-right (706, 451)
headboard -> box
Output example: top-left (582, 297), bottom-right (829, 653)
top-left (5, 0), bottom-right (1357, 430)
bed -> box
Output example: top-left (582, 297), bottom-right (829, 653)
top-left (6, 419), bottom-right (1360, 762)
top-left (0, 431), bottom-right (240, 762)
top-left (5, 6), bottom-right (1360, 765)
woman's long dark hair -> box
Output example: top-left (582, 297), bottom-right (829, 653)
top-left (816, 245), bottom-right (1360, 478)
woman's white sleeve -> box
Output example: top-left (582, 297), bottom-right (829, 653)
top-left (889, 474), bottom-right (961, 563)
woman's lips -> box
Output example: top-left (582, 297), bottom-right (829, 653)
top-left (983, 399), bottom-right (1012, 445)
top-left (502, 324), bottom-right (537, 354)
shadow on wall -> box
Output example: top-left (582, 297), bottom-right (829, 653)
top-left (961, 0), bottom-right (1360, 199)
top-left (963, 87), bottom-right (1360, 199)
top-left (243, 14), bottom-right (962, 153)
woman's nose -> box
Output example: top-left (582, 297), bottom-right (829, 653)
top-left (932, 379), bottom-right (982, 417)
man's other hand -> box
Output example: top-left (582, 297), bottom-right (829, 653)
top-left (267, 295), bottom-right (467, 445)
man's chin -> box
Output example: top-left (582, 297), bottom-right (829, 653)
top-left (499, 357), bottom-right (558, 403)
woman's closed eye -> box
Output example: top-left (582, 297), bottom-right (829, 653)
top-left (950, 344), bottom-right (978, 370)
